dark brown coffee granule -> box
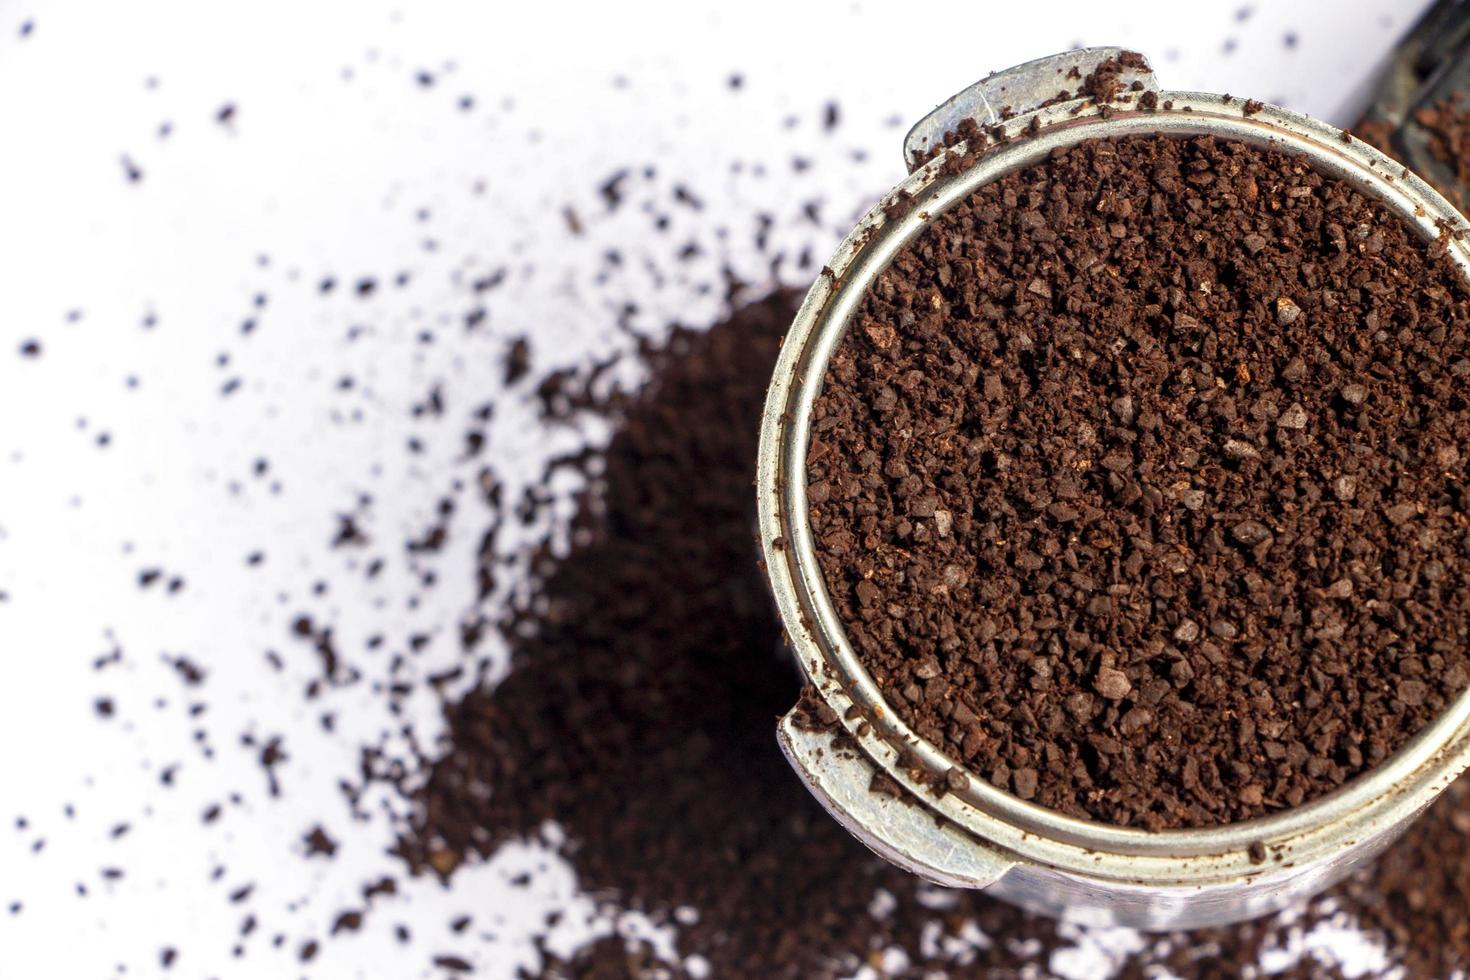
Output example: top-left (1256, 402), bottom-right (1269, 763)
top-left (809, 133), bottom-right (1470, 829)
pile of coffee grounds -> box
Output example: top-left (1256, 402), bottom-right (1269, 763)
top-left (808, 133), bottom-right (1470, 829)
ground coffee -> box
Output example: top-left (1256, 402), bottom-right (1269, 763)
top-left (808, 133), bottom-right (1470, 828)
top-left (373, 108), bottom-right (1470, 980)
top-left (396, 292), bottom-right (1066, 977)
top-left (399, 283), bottom-right (1470, 979)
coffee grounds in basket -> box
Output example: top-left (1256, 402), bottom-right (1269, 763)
top-left (808, 133), bottom-right (1470, 829)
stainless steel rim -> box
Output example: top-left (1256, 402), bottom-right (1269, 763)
top-left (758, 85), bottom-right (1470, 885)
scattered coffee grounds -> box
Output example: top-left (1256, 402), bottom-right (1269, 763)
top-left (1358, 95), bottom-right (1470, 215)
top-left (1329, 775), bottom-right (1470, 978)
top-left (1138, 775), bottom-right (1470, 979)
top-left (809, 133), bottom-right (1470, 829)
top-left (1079, 50), bottom-right (1149, 105)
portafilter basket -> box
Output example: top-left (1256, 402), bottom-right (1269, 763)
top-left (756, 47), bottom-right (1470, 930)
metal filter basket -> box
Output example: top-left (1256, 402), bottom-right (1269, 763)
top-left (756, 47), bottom-right (1470, 930)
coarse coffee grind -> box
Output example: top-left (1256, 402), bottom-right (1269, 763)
top-left (808, 131), bottom-right (1470, 830)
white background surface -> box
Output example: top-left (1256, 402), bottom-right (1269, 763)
top-left (0, 1), bottom-right (1435, 976)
